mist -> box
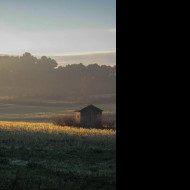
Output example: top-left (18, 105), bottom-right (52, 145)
top-left (50, 52), bottom-right (116, 66)
top-left (0, 53), bottom-right (116, 105)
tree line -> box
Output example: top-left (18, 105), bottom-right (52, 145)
top-left (0, 53), bottom-right (116, 103)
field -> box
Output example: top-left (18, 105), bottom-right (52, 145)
top-left (0, 103), bottom-right (116, 122)
top-left (0, 121), bottom-right (116, 190)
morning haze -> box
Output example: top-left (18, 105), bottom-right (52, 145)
top-left (0, 0), bottom-right (116, 189)
top-left (51, 52), bottom-right (116, 66)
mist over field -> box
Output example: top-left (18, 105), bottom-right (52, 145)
top-left (0, 53), bottom-right (116, 106)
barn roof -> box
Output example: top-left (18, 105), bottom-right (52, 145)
top-left (74, 104), bottom-right (103, 112)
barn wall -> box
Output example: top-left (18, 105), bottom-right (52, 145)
top-left (75, 106), bottom-right (103, 128)
top-left (81, 110), bottom-right (102, 127)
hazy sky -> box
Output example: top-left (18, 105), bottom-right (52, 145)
top-left (51, 52), bottom-right (116, 66)
top-left (0, 0), bottom-right (116, 56)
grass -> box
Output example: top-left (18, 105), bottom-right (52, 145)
top-left (0, 121), bottom-right (116, 190)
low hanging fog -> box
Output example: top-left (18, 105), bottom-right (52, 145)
top-left (0, 53), bottom-right (116, 104)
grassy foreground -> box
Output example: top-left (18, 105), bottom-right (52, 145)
top-left (0, 121), bottom-right (116, 190)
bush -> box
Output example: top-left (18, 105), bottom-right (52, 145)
top-left (102, 118), bottom-right (116, 130)
top-left (53, 116), bottom-right (116, 130)
top-left (53, 116), bottom-right (76, 127)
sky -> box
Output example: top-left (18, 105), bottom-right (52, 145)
top-left (51, 52), bottom-right (116, 66)
top-left (0, 0), bottom-right (116, 60)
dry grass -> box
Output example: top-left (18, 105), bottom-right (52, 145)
top-left (0, 121), bottom-right (116, 190)
top-left (0, 121), bottom-right (116, 137)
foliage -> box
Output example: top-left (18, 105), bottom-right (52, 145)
top-left (53, 116), bottom-right (77, 127)
top-left (0, 53), bottom-right (116, 104)
top-left (102, 118), bottom-right (116, 130)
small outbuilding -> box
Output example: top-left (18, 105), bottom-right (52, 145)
top-left (74, 104), bottom-right (103, 127)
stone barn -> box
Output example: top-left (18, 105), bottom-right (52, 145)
top-left (74, 104), bottom-right (103, 127)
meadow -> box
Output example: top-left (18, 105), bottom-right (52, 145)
top-left (0, 103), bottom-right (116, 122)
top-left (0, 121), bottom-right (116, 190)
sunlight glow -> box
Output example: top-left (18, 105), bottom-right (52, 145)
top-left (0, 27), bottom-right (116, 56)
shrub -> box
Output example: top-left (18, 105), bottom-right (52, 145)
top-left (53, 116), bottom-right (116, 130)
top-left (102, 118), bottom-right (116, 130)
top-left (53, 116), bottom-right (77, 127)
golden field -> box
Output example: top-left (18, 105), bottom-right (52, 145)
top-left (0, 121), bottom-right (116, 137)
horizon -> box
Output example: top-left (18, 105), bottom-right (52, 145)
top-left (0, 51), bottom-right (116, 66)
